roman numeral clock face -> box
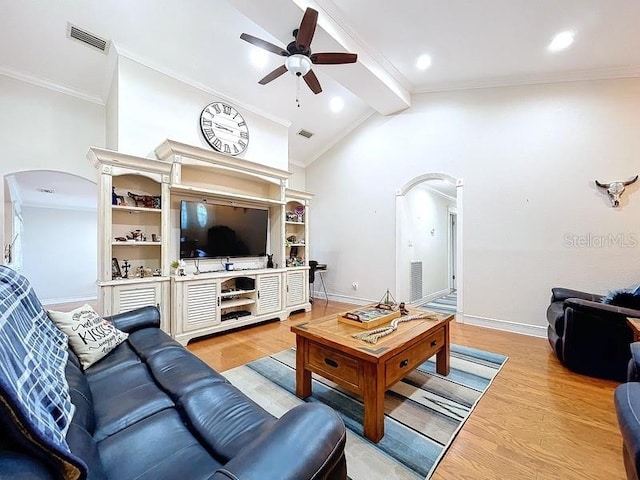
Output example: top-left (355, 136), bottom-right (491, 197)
top-left (199, 102), bottom-right (249, 156)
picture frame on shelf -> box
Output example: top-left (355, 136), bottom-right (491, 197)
top-left (112, 258), bottom-right (122, 279)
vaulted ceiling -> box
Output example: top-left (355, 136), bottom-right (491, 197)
top-left (2, 0), bottom-right (639, 166)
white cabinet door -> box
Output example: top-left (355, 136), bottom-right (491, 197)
top-left (113, 282), bottom-right (161, 314)
top-left (256, 274), bottom-right (282, 315)
top-left (286, 270), bottom-right (307, 307)
top-left (109, 280), bottom-right (170, 333)
top-left (182, 279), bottom-right (220, 333)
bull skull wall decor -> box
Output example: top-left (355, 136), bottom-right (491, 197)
top-left (595, 175), bottom-right (638, 207)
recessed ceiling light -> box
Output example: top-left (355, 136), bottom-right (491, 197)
top-left (548, 31), bottom-right (574, 52)
top-left (416, 54), bottom-right (432, 70)
top-left (250, 48), bottom-right (268, 68)
top-left (330, 97), bottom-right (344, 113)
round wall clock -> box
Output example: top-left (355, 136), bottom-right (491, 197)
top-left (199, 102), bottom-right (249, 156)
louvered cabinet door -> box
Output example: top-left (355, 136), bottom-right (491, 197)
top-left (113, 282), bottom-right (162, 314)
top-left (286, 270), bottom-right (307, 307)
top-left (182, 280), bottom-right (220, 333)
top-left (256, 274), bottom-right (282, 315)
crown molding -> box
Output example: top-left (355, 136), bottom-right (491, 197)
top-left (116, 47), bottom-right (292, 128)
top-left (288, 158), bottom-right (307, 168)
top-left (0, 65), bottom-right (104, 105)
top-left (413, 65), bottom-right (640, 95)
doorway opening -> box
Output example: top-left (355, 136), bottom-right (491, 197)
top-left (395, 173), bottom-right (462, 317)
top-left (3, 170), bottom-right (97, 305)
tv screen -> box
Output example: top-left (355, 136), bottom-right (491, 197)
top-left (180, 200), bottom-right (268, 259)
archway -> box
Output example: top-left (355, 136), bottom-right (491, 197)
top-left (3, 170), bottom-right (97, 305)
top-left (395, 173), bottom-right (463, 318)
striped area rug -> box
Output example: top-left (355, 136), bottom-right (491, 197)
top-left (223, 344), bottom-right (507, 480)
top-left (418, 292), bottom-right (457, 315)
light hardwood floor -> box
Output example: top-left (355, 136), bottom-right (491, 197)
top-left (187, 300), bottom-right (627, 480)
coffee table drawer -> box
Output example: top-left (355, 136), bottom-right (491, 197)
top-left (384, 328), bottom-right (445, 386)
top-left (308, 343), bottom-right (362, 390)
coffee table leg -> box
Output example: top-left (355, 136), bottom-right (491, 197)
top-left (436, 323), bottom-right (450, 376)
top-left (296, 336), bottom-right (312, 398)
top-left (363, 362), bottom-right (385, 443)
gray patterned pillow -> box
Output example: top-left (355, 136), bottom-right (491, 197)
top-left (48, 304), bottom-right (128, 369)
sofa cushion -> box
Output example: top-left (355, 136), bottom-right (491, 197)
top-left (0, 266), bottom-right (83, 479)
top-left (127, 327), bottom-right (184, 361)
top-left (89, 363), bottom-right (174, 442)
top-left (97, 409), bottom-right (223, 480)
top-left (180, 384), bottom-right (275, 463)
top-left (146, 347), bottom-right (228, 400)
top-left (48, 304), bottom-right (129, 369)
top-left (84, 341), bottom-right (141, 380)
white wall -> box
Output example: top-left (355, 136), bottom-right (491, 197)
top-left (400, 187), bottom-right (454, 301)
top-left (21, 206), bottom-right (97, 303)
top-left (288, 164), bottom-right (306, 191)
top-left (115, 57), bottom-right (289, 169)
top-left (307, 78), bottom-right (640, 333)
top-left (0, 75), bottom-right (105, 261)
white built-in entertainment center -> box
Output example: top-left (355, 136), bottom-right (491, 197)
top-left (89, 139), bottom-right (312, 345)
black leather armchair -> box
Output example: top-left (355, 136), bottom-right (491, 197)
top-left (547, 287), bottom-right (637, 381)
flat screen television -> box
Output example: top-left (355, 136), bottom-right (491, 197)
top-left (180, 200), bottom-right (268, 259)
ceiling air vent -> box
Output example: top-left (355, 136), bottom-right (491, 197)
top-left (67, 23), bottom-right (110, 53)
top-left (297, 129), bottom-right (314, 139)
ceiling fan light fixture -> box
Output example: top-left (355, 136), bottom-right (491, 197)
top-left (285, 54), bottom-right (312, 77)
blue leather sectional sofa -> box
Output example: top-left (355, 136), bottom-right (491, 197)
top-left (0, 266), bottom-right (347, 479)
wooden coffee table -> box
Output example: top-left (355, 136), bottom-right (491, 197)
top-left (291, 309), bottom-right (453, 443)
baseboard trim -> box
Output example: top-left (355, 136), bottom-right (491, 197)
top-left (41, 295), bottom-right (97, 307)
top-left (313, 292), bottom-right (372, 305)
top-left (462, 313), bottom-right (547, 338)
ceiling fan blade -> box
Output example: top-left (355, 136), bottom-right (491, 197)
top-left (240, 33), bottom-right (288, 57)
top-left (259, 65), bottom-right (288, 85)
top-left (311, 53), bottom-right (358, 65)
top-left (303, 69), bottom-right (322, 94)
top-left (295, 8), bottom-right (318, 50)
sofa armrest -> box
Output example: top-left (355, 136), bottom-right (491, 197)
top-left (209, 403), bottom-right (346, 480)
top-left (0, 451), bottom-right (56, 479)
top-left (551, 287), bottom-right (602, 303)
top-left (105, 306), bottom-right (160, 333)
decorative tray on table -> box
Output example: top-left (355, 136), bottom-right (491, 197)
top-left (338, 304), bottom-right (401, 329)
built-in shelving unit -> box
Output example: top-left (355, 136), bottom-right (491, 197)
top-left (88, 147), bottom-right (173, 332)
top-left (90, 139), bottom-right (313, 344)
top-left (283, 189), bottom-right (313, 316)
top-left (284, 189), bottom-right (312, 269)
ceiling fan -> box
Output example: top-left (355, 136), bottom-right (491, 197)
top-left (240, 8), bottom-right (357, 95)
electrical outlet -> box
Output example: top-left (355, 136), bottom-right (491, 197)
top-left (352, 282), bottom-right (359, 290)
